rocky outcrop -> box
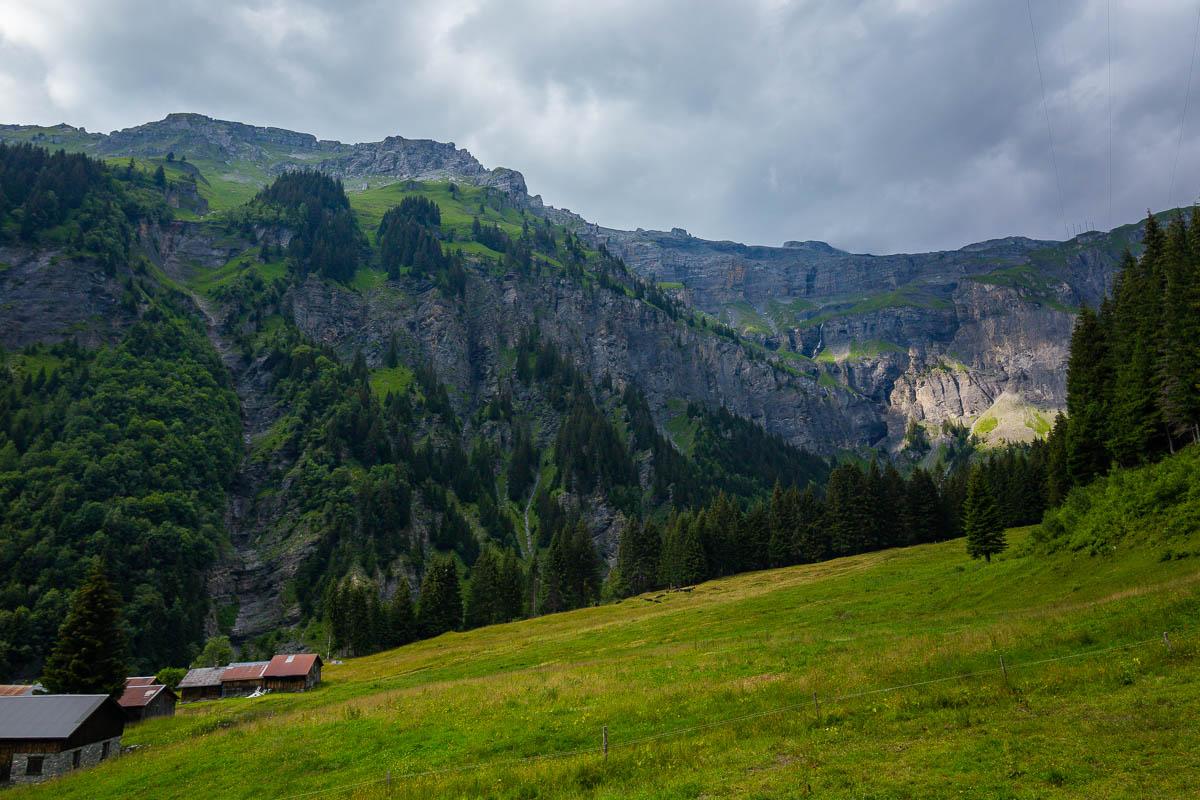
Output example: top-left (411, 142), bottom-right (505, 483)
top-left (0, 245), bottom-right (136, 349)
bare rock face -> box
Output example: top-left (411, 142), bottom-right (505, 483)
top-left (0, 246), bottom-right (136, 349)
top-left (289, 266), bottom-right (883, 455)
top-left (576, 221), bottom-right (1136, 444)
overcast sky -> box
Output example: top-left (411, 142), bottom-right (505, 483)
top-left (2, 0), bottom-right (1199, 253)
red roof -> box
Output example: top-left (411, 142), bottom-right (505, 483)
top-left (0, 685), bottom-right (35, 697)
top-left (125, 676), bottom-right (156, 687)
top-left (264, 653), bottom-right (322, 678)
top-left (221, 662), bottom-right (269, 682)
top-left (118, 683), bottom-right (175, 708)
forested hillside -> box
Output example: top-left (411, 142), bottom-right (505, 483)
top-left (2, 137), bottom-right (1195, 688)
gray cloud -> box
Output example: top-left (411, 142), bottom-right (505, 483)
top-left (2, 0), bottom-right (1199, 253)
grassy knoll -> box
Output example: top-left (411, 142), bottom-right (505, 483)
top-left (17, 526), bottom-right (1200, 798)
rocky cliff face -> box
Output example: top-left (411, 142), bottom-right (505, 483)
top-left (0, 112), bottom-right (1139, 444)
top-left (570, 224), bottom-right (1136, 444)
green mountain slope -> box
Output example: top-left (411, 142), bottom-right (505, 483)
top-left (13, 472), bottom-right (1199, 799)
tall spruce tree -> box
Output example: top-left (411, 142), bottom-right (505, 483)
top-left (826, 463), bottom-right (870, 556)
top-left (416, 556), bottom-right (462, 637)
top-left (1065, 304), bottom-right (1110, 484)
top-left (42, 560), bottom-right (129, 697)
top-left (659, 512), bottom-right (707, 588)
top-left (387, 579), bottom-right (415, 647)
top-left (613, 518), bottom-right (662, 597)
top-left (1157, 213), bottom-right (1200, 446)
top-left (963, 468), bottom-right (1006, 562)
top-left (1107, 216), bottom-right (1166, 464)
top-left (463, 547), bottom-right (503, 629)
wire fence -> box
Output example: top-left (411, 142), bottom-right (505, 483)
top-left (275, 627), bottom-right (1191, 800)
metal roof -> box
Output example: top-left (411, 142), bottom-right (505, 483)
top-left (178, 667), bottom-right (226, 688)
top-left (117, 684), bottom-right (175, 709)
top-left (264, 653), bottom-right (321, 678)
top-left (125, 676), bottom-right (156, 687)
top-left (0, 684), bottom-right (36, 697)
top-left (0, 695), bottom-right (113, 740)
top-left (221, 661), bottom-right (269, 682)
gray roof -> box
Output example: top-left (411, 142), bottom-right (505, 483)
top-left (0, 695), bottom-right (110, 740)
top-left (178, 666), bottom-right (226, 688)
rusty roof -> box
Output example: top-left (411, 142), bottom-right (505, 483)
top-left (125, 676), bottom-right (156, 687)
top-left (264, 653), bottom-right (322, 678)
top-left (117, 683), bottom-right (175, 709)
top-left (0, 685), bottom-right (36, 697)
top-left (220, 661), bottom-right (269, 682)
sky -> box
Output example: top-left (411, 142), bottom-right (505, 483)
top-left (2, 0), bottom-right (1199, 254)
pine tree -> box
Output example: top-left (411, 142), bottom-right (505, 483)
top-left (1044, 413), bottom-right (1070, 506)
top-left (387, 579), bottom-right (415, 647)
top-left (416, 556), bottom-right (462, 637)
top-left (793, 486), bottom-right (828, 563)
top-left (902, 467), bottom-right (943, 545)
top-left (659, 512), bottom-right (707, 588)
top-left (1157, 213), bottom-right (1200, 446)
top-left (826, 463), bottom-right (870, 556)
top-left (963, 468), bottom-right (1006, 562)
top-left (1065, 305), bottom-right (1110, 484)
top-left (613, 518), bottom-right (661, 597)
top-left (42, 561), bottom-right (129, 697)
top-left (463, 547), bottom-right (502, 629)
top-left (767, 483), bottom-right (796, 567)
top-left (1106, 217), bottom-right (1166, 464)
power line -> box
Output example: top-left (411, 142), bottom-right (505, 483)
top-left (1169, 1), bottom-right (1200, 210)
top-left (1027, 0), bottom-right (1070, 240)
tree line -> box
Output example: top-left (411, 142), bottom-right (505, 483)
top-left (1047, 210), bottom-right (1200, 500)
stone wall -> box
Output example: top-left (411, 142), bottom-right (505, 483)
top-left (5, 736), bottom-right (120, 785)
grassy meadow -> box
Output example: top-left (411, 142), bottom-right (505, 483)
top-left (14, 523), bottom-right (1200, 799)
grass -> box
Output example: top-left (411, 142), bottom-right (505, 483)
top-left (190, 251), bottom-right (288, 296)
top-left (663, 398), bottom-right (699, 455)
top-left (815, 339), bottom-right (904, 364)
top-left (348, 181), bottom-right (525, 247)
top-left (17, 516), bottom-right (1200, 799)
top-left (369, 365), bottom-right (416, 399)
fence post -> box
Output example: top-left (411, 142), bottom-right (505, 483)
top-left (1163, 631), bottom-right (1172, 654)
top-left (385, 769), bottom-right (392, 794)
top-left (602, 725), bottom-right (608, 761)
top-left (812, 691), bottom-right (820, 723)
top-left (999, 654), bottom-right (1009, 687)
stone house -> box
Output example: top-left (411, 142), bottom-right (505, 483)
top-left (0, 695), bottom-right (124, 786)
top-left (117, 678), bottom-right (177, 723)
top-left (263, 653), bottom-right (323, 692)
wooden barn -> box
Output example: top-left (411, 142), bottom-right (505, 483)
top-left (117, 678), bottom-right (177, 723)
top-left (263, 653), bottom-right (323, 692)
top-left (219, 661), bottom-right (269, 697)
top-left (0, 695), bottom-right (124, 786)
top-left (177, 667), bottom-right (224, 703)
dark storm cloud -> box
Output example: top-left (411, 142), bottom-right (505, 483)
top-left (3, 0), bottom-right (1198, 252)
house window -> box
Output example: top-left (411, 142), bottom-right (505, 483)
top-left (101, 741), bottom-right (110, 760)
top-left (25, 756), bottom-right (44, 776)
top-left (73, 749), bottom-right (81, 768)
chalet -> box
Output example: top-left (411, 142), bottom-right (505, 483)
top-left (219, 661), bottom-right (269, 697)
top-left (0, 695), bottom-right (124, 786)
top-left (117, 679), bottom-right (177, 723)
top-left (177, 667), bottom-right (224, 703)
top-left (263, 653), bottom-right (323, 692)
